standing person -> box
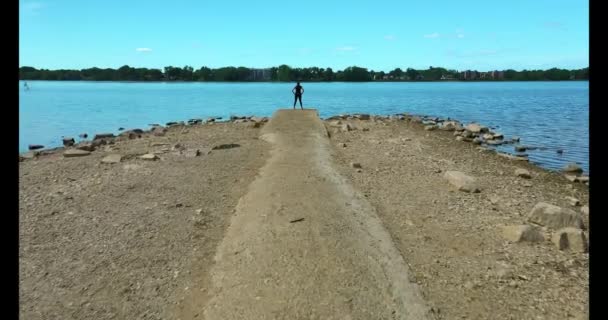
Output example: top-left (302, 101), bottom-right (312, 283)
top-left (292, 81), bottom-right (304, 110)
top-left (24, 81), bottom-right (30, 91)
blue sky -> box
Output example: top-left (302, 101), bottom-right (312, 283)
top-left (19, 0), bottom-right (588, 72)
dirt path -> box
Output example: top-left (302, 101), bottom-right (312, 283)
top-left (184, 110), bottom-right (430, 319)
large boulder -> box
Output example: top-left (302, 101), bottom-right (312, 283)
top-left (528, 202), bottom-right (584, 230)
top-left (76, 142), bottom-right (95, 152)
top-left (354, 114), bottom-right (370, 120)
top-left (101, 154), bottom-right (122, 164)
top-left (62, 137), bottom-right (75, 147)
top-left (93, 133), bottom-right (114, 140)
top-left (440, 121), bottom-right (461, 131)
top-left (444, 171), bottom-right (481, 193)
top-left (461, 130), bottom-right (475, 139)
top-left (552, 228), bottom-right (588, 252)
top-left (562, 163), bottom-right (583, 174)
top-left (152, 126), bottom-right (167, 136)
top-left (501, 225), bottom-right (544, 243)
top-left (465, 123), bottom-right (489, 133)
top-left (139, 153), bottom-right (158, 161)
top-left (515, 169), bottom-right (531, 179)
top-left (28, 144), bottom-right (44, 150)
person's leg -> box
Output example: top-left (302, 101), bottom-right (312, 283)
top-left (293, 95), bottom-right (297, 109)
top-left (298, 95), bottom-right (303, 109)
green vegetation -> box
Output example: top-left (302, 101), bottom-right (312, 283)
top-left (19, 65), bottom-right (589, 82)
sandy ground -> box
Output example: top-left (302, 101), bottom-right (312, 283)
top-left (19, 111), bottom-right (588, 319)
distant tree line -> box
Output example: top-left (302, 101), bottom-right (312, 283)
top-left (19, 65), bottom-right (589, 82)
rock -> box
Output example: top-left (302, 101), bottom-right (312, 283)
top-left (456, 136), bottom-right (464, 141)
top-left (565, 196), bottom-right (580, 207)
top-left (76, 143), bottom-right (95, 152)
top-left (576, 176), bottom-right (589, 183)
top-left (206, 117), bottom-right (216, 123)
top-left (93, 133), bottom-right (114, 140)
top-left (472, 138), bottom-right (483, 145)
top-left (454, 131), bottom-right (462, 136)
top-left (485, 140), bottom-right (503, 146)
top-left (556, 149), bottom-right (564, 154)
top-left (28, 144), bottom-right (44, 150)
top-left (461, 130), bottom-right (475, 138)
top-left (528, 202), bottom-right (584, 229)
top-left (79, 133), bottom-right (88, 139)
top-left (139, 153), bottom-right (158, 161)
top-left (62, 137), bottom-right (75, 147)
top-left (552, 228), bottom-right (588, 252)
top-left (63, 149), bottom-right (91, 158)
top-left (562, 163), bottom-right (583, 174)
top-left (465, 123), bottom-right (489, 133)
top-left (212, 143), bottom-right (240, 150)
top-left (440, 121), bottom-right (460, 131)
top-left (91, 139), bottom-right (108, 148)
top-left (20, 151), bottom-right (38, 160)
top-left (101, 154), bottom-right (122, 164)
top-left (581, 205), bottom-right (589, 215)
top-left (424, 125), bottom-right (437, 131)
top-left (564, 175), bottom-right (578, 182)
top-left (492, 133), bottom-right (504, 140)
top-left (362, 128), bottom-right (370, 132)
top-left (341, 123), bottom-right (353, 132)
top-left (152, 126), bottom-right (167, 136)
top-left (501, 225), bottom-right (544, 243)
top-left (118, 127), bottom-right (125, 131)
top-left (251, 122), bottom-right (262, 128)
top-left (482, 133), bottom-right (495, 140)
top-left (184, 149), bottom-right (201, 158)
top-left (234, 119), bottom-right (248, 124)
top-left (511, 136), bottom-right (520, 142)
top-left (351, 162), bottom-right (362, 169)
top-left (514, 146), bottom-right (527, 152)
top-left (515, 169), bottom-right (531, 179)
top-left (188, 118), bottom-right (203, 125)
top-left (444, 171), bottom-right (481, 193)
top-left (329, 120), bottom-right (343, 127)
top-left (120, 129), bottom-right (143, 139)
top-left (166, 121), bottom-right (179, 126)
top-left (354, 114), bottom-right (370, 120)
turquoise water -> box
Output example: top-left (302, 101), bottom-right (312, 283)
top-left (19, 81), bottom-right (589, 173)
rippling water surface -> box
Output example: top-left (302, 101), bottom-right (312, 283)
top-left (19, 81), bottom-right (588, 173)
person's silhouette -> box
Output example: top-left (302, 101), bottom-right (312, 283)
top-left (292, 81), bottom-right (304, 110)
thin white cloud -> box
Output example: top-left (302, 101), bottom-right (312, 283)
top-left (336, 46), bottom-right (356, 51)
top-left (135, 48), bottom-right (153, 53)
top-left (424, 33), bottom-right (440, 39)
top-left (384, 35), bottom-right (395, 41)
top-left (457, 34), bottom-right (465, 38)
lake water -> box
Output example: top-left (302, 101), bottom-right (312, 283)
top-left (19, 81), bottom-right (589, 174)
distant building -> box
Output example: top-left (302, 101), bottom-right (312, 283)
top-left (440, 74), bottom-right (454, 80)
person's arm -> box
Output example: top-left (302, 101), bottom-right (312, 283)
top-left (301, 87), bottom-right (304, 95)
top-left (292, 87), bottom-right (296, 94)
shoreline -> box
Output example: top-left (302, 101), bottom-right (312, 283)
top-left (20, 112), bottom-right (590, 178)
top-left (19, 111), bottom-right (589, 319)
